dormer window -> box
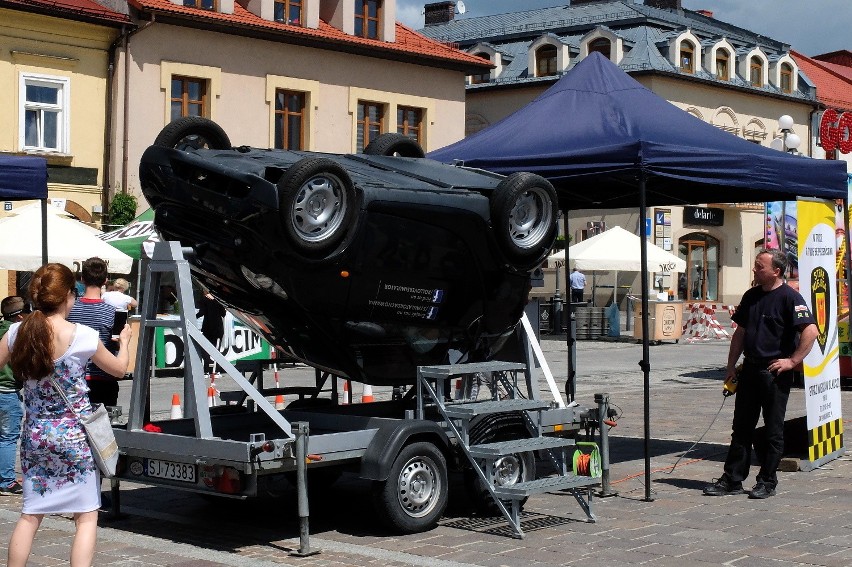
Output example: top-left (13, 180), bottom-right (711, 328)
top-left (536, 45), bottom-right (557, 77)
top-left (589, 38), bottom-right (611, 59)
top-left (715, 51), bottom-right (729, 80)
top-left (355, 0), bottom-right (381, 39)
top-left (749, 56), bottom-right (763, 87)
top-left (780, 63), bottom-right (793, 93)
top-left (469, 52), bottom-right (491, 84)
top-left (184, 0), bottom-right (214, 9)
top-left (680, 41), bottom-right (695, 73)
top-left (274, 0), bottom-right (301, 24)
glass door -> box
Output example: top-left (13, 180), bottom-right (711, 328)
top-left (679, 233), bottom-right (720, 302)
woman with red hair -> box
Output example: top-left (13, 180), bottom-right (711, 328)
top-left (0, 263), bottom-right (131, 567)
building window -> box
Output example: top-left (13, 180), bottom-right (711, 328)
top-left (536, 45), bottom-right (558, 77)
top-left (715, 51), bottom-right (729, 80)
top-left (397, 106), bottom-right (422, 143)
top-left (357, 100), bottom-right (383, 152)
top-left (749, 57), bottom-right (763, 87)
top-left (21, 75), bottom-right (68, 152)
top-left (274, 0), bottom-right (301, 24)
top-left (588, 38), bottom-right (611, 59)
top-left (171, 76), bottom-right (207, 120)
top-left (469, 52), bottom-right (490, 84)
top-left (780, 63), bottom-right (793, 93)
top-left (274, 90), bottom-right (305, 150)
top-left (355, 0), bottom-right (381, 39)
top-left (183, 0), bottom-right (214, 9)
top-left (680, 42), bottom-right (694, 73)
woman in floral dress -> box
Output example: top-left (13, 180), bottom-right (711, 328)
top-left (0, 263), bottom-right (131, 567)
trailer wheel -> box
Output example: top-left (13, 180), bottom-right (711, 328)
top-left (363, 133), bottom-right (425, 158)
top-left (372, 441), bottom-right (448, 534)
top-left (278, 157), bottom-right (357, 256)
top-left (464, 413), bottom-right (536, 515)
top-left (153, 116), bottom-right (232, 151)
top-left (490, 172), bottom-right (557, 267)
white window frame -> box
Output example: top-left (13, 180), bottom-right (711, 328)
top-left (19, 72), bottom-right (70, 154)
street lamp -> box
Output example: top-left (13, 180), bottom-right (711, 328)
top-left (769, 114), bottom-right (802, 154)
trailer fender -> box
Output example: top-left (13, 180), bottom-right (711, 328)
top-left (360, 421), bottom-right (450, 481)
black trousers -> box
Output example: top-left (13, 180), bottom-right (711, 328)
top-left (571, 289), bottom-right (584, 303)
top-left (87, 379), bottom-right (120, 408)
top-left (722, 360), bottom-right (793, 489)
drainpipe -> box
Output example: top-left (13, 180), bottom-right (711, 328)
top-left (121, 14), bottom-right (156, 198)
top-left (102, 25), bottom-right (126, 228)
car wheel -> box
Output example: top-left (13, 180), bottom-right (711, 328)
top-left (153, 117), bottom-right (232, 151)
top-left (490, 172), bottom-right (558, 266)
top-left (277, 157), bottom-right (356, 256)
top-left (363, 133), bottom-right (425, 158)
top-left (464, 412), bottom-right (536, 515)
top-left (372, 442), bottom-right (448, 534)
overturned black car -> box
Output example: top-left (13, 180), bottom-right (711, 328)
top-left (139, 117), bottom-right (558, 385)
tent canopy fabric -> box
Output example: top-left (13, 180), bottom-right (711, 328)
top-left (548, 226), bottom-right (686, 272)
top-left (428, 52), bottom-right (848, 209)
top-left (0, 155), bottom-right (48, 200)
top-left (99, 208), bottom-right (158, 259)
top-left (0, 207), bottom-right (133, 273)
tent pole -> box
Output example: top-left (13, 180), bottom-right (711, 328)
top-left (563, 212), bottom-right (575, 403)
top-left (41, 198), bottom-right (48, 266)
top-left (639, 173), bottom-right (653, 502)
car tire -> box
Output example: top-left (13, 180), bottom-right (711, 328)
top-left (372, 441), bottom-right (448, 534)
top-left (153, 116), bottom-right (232, 151)
top-left (363, 133), bottom-right (425, 158)
top-left (277, 157), bottom-right (357, 256)
top-left (464, 412), bottom-right (535, 515)
top-left (490, 172), bottom-right (558, 266)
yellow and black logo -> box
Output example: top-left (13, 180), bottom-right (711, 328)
top-left (810, 266), bottom-right (829, 352)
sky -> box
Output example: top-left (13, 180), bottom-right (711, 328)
top-left (396, 0), bottom-right (851, 57)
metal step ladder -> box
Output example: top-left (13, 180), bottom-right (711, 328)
top-left (416, 361), bottom-right (600, 539)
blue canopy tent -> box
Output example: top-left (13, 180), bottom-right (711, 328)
top-left (0, 155), bottom-right (49, 266)
top-left (429, 52), bottom-right (849, 500)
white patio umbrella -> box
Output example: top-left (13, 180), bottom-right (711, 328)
top-left (547, 226), bottom-right (686, 299)
top-left (0, 207), bottom-right (133, 273)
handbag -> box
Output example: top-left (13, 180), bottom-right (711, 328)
top-left (48, 376), bottom-right (118, 477)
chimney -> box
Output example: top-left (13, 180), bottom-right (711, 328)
top-left (645, 0), bottom-right (683, 10)
top-left (424, 1), bottom-right (455, 25)
top-left (696, 9), bottom-right (713, 18)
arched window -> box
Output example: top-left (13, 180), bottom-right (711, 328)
top-left (536, 45), bottom-right (558, 77)
top-left (780, 62), bottom-right (793, 93)
top-left (680, 42), bottom-right (695, 74)
top-left (469, 53), bottom-right (491, 84)
top-left (749, 56), bottom-right (763, 87)
top-left (588, 38), bottom-right (611, 59)
top-left (715, 50), bottom-right (729, 80)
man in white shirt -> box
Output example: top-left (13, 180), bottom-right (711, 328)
top-left (102, 278), bottom-right (138, 311)
top-left (569, 267), bottom-right (586, 304)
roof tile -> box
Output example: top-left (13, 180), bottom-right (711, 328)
top-left (1, 0), bottom-right (129, 23)
top-left (793, 50), bottom-right (852, 110)
top-left (128, 0), bottom-right (487, 67)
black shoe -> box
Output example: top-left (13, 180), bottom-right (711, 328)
top-left (703, 477), bottom-right (744, 496)
top-left (0, 481), bottom-right (23, 495)
top-left (748, 483), bottom-right (776, 499)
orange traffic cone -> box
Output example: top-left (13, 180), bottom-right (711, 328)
top-left (454, 378), bottom-right (463, 400)
top-left (170, 393), bottom-right (183, 419)
top-left (342, 380), bottom-right (350, 405)
top-left (361, 384), bottom-right (374, 403)
top-left (207, 386), bottom-right (217, 407)
top-left (275, 394), bottom-right (286, 410)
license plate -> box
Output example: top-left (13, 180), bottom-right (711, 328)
top-left (145, 459), bottom-right (196, 483)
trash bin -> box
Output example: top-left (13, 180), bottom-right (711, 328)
top-left (632, 300), bottom-right (683, 342)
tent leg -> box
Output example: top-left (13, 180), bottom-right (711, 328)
top-left (638, 174), bottom-right (653, 503)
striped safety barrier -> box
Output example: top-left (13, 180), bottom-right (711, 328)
top-left (682, 303), bottom-right (735, 342)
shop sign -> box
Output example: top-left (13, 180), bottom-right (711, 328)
top-left (684, 206), bottom-right (724, 226)
top-left (819, 109), bottom-right (852, 155)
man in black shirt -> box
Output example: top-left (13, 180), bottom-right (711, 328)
top-left (704, 248), bottom-right (817, 499)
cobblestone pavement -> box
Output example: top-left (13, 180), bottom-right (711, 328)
top-left (0, 330), bottom-right (849, 567)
